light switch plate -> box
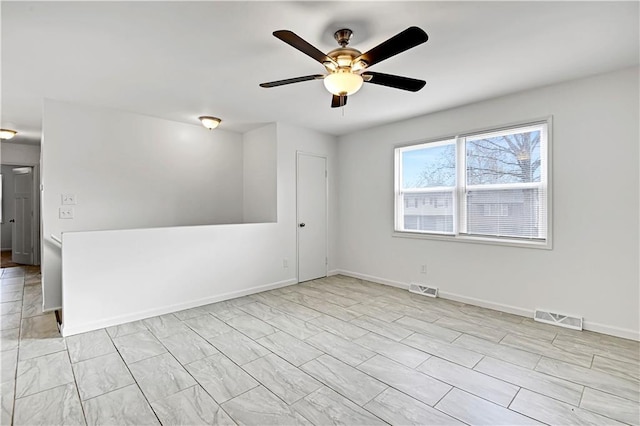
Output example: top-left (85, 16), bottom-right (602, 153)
top-left (61, 194), bottom-right (77, 205)
top-left (59, 207), bottom-right (74, 219)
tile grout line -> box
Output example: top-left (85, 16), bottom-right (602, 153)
top-left (1, 268), bottom-right (43, 423)
top-left (350, 351), bottom-right (456, 410)
top-left (497, 333), bottom-right (595, 369)
top-left (184, 302), bottom-right (325, 406)
top-left (472, 355), bottom-right (588, 405)
top-left (359, 386), bottom-right (395, 425)
top-left (431, 385), bottom-right (454, 408)
top-left (412, 354), bottom-right (524, 410)
top-left (482, 365), bottom-right (587, 409)
top-left (104, 322), bottom-right (166, 425)
top-left (535, 358), bottom-right (640, 402)
top-left (63, 343), bottom-right (89, 425)
top-left (298, 353), bottom-right (390, 411)
top-left (170, 310), bottom-right (274, 424)
top-left (505, 388), bottom-right (550, 425)
top-left (428, 385), bottom-right (469, 425)
top-left (517, 387), bottom-right (633, 426)
top-left (505, 385), bottom-right (522, 408)
top-left (178, 313), bottom-right (317, 423)
top-left (231, 352), bottom-right (318, 413)
top-left (578, 386), bottom-right (586, 407)
top-left (9, 272), bottom-right (25, 426)
top-left (575, 390), bottom-right (638, 426)
top-left (273, 290), bottom-right (367, 323)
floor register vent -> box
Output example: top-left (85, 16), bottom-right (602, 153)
top-left (534, 309), bottom-right (583, 331)
top-left (409, 283), bottom-right (438, 298)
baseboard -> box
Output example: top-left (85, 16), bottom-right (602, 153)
top-left (335, 269), bottom-right (639, 342)
top-left (582, 321), bottom-right (640, 342)
top-left (61, 278), bottom-right (298, 337)
top-left (437, 290), bottom-right (533, 319)
top-left (334, 269), bottom-right (409, 290)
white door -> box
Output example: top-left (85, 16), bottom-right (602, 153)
top-left (297, 153), bottom-right (327, 282)
top-left (12, 167), bottom-right (33, 265)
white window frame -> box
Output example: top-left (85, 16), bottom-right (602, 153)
top-left (396, 138), bottom-right (457, 236)
top-left (394, 118), bottom-right (552, 249)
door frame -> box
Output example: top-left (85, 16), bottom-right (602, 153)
top-left (2, 161), bottom-right (41, 265)
top-left (296, 151), bottom-right (329, 283)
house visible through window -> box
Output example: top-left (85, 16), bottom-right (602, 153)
top-left (395, 121), bottom-right (550, 247)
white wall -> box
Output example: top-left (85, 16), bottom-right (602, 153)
top-left (1, 142), bottom-right (41, 165)
top-left (279, 123), bottom-right (340, 274)
top-left (243, 124), bottom-right (277, 223)
top-left (61, 122), bottom-right (338, 335)
top-left (337, 67), bottom-right (639, 340)
top-left (41, 100), bottom-right (245, 310)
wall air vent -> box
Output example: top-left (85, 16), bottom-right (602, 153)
top-left (534, 309), bottom-right (583, 331)
top-left (409, 283), bottom-right (438, 298)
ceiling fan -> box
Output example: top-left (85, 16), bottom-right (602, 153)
top-left (259, 27), bottom-right (429, 108)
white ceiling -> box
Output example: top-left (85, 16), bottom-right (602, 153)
top-left (1, 1), bottom-right (638, 145)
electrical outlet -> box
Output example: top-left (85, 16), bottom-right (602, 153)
top-left (420, 264), bottom-right (427, 274)
top-left (283, 258), bottom-right (289, 268)
top-left (61, 194), bottom-right (77, 205)
top-left (59, 207), bottom-right (74, 219)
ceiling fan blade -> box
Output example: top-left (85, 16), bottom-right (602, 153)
top-left (363, 72), bottom-right (426, 92)
top-left (355, 27), bottom-right (428, 68)
top-left (273, 30), bottom-right (337, 66)
top-left (331, 94), bottom-right (347, 108)
top-left (259, 74), bottom-right (325, 88)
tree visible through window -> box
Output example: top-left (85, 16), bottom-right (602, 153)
top-left (395, 121), bottom-right (549, 245)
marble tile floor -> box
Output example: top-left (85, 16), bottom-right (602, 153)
top-left (1, 268), bottom-right (639, 425)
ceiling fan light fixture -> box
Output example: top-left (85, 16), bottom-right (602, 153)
top-left (199, 116), bottom-right (221, 130)
top-left (323, 72), bottom-right (363, 96)
top-left (0, 129), bottom-right (17, 140)
top-left (336, 56), bottom-right (352, 67)
top-left (323, 61), bottom-right (337, 72)
top-left (351, 60), bottom-right (367, 72)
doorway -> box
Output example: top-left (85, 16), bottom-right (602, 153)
top-left (1, 164), bottom-right (40, 267)
top-left (296, 152), bottom-right (328, 283)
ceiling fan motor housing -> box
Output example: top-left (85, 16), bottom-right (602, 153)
top-left (327, 29), bottom-right (367, 72)
top-left (334, 28), bottom-right (353, 47)
top-left (326, 47), bottom-right (362, 70)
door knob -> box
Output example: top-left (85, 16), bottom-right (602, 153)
top-left (9, 219), bottom-right (15, 223)
top-left (299, 223), bottom-right (305, 228)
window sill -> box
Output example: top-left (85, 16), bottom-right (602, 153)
top-left (392, 230), bottom-right (552, 250)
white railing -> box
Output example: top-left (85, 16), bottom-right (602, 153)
top-left (50, 234), bottom-right (62, 247)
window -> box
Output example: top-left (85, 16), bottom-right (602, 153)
top-left (395, 121), bottom-right (550, 247)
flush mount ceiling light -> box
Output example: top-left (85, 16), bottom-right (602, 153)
top-left (0, 129), bottom-right (17, 140)
top-left (199, 116), bottom-right (221, 130)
